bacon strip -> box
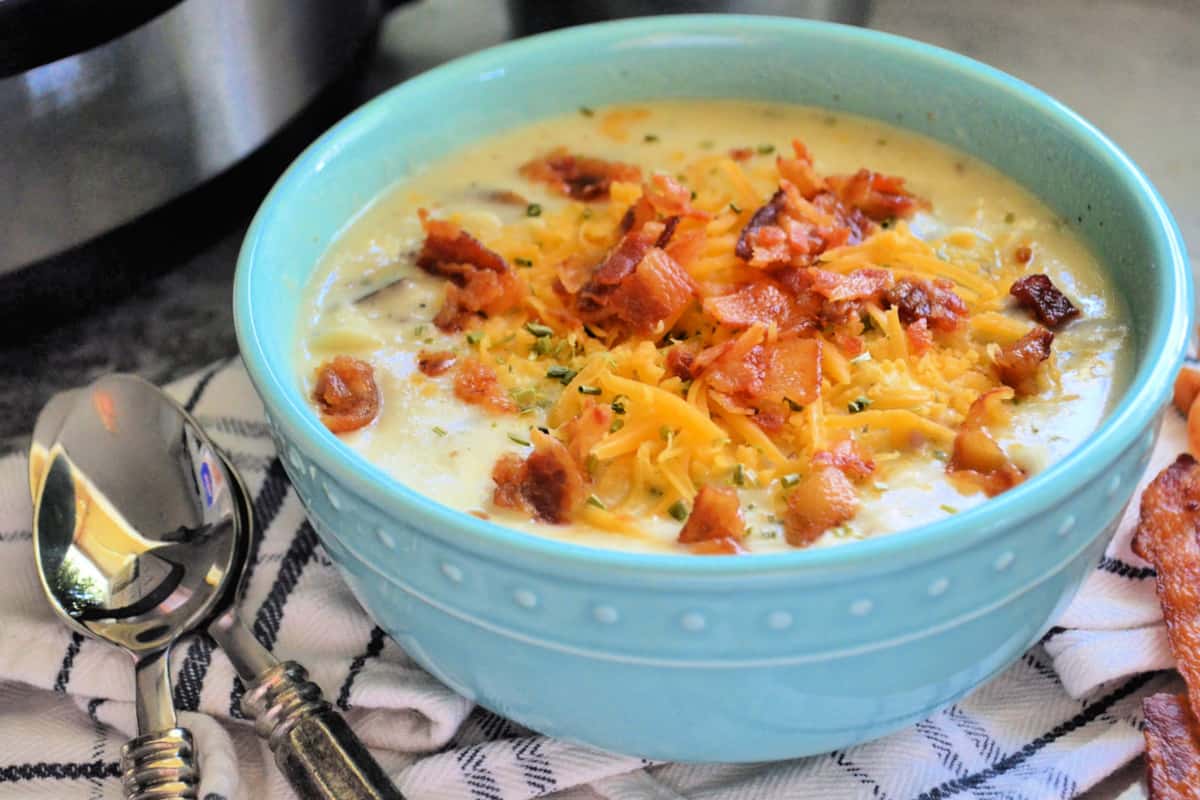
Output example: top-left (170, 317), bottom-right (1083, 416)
top-left (417, 212), bottom-right (523, 331)
top-left (735, 190), bottom-right (787, 261)
top-left (784, 466), bottom-right (858, 546)
top-left (492, 431), bottom-right (586, 523)
top-left (578, 236), bottom-right (696, 336)
top-left (827, 168), bottom-right (927, 222)
top-left (1134, 455), bottom-right (1200, 716)
top-left (519, 147), bottom-right (642, 201)
top-left (560, 400), bottom-right (613, 470)
top-left (884, 278), bottom-right (968, 332)
top-left (702, 281), bottom-right (808, 331)
top-left (947, 388), bottom-right (1024, 497)
top-left (1009, 273), bottom-right (1080, 328)
top-left (701, 334), bottom-right (821, 412)
top-left (995, 326), bottom-right (1054, 396)
top-left (312, 356), bottom-right (380, 433)
top-left (678, 485), bottom-right (744, 546)
top-left (453, 359), bottom-right (516, 415)
top-left (1143, 693), bottom-right (1200, 800)
top-left (813, 438), bottom-right (875, 481)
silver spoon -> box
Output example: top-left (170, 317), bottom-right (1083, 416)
top-left (32, 374), bottom-right (403, 800)
top-left (30, 375), bottom-right (233, 799)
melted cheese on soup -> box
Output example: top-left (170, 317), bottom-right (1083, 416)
top-left (298, 100), bottom-right (1130, 555)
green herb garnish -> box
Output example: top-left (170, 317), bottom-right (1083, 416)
top-left (515, 257), bottom-right (533, 267)
top-left (729, 202), bottom-right (742, 214)
top-left (848, 396), bottom-right (872, 413)
top-left (781, 474), bottom-right (800, 488)
top-left (524, 321), bottom-right (553, 338)
top-left (465, 330), bottom-right (484, 345)
top-left (578, 384), bottom-right (602, 396)
top-left (757, 144), bottom-right (775, 155)
top-left (579, 106), bottom-right (595, 117)
top-left (507, 432), bottom-right (530, 446)
top-left (526, 203), bottom-right (542, 217)
top-left (432, 426), bottom-right (447, 437)
top-left (783, 397), bottom-right (804, 412)
top-left (1004, 211), bottom-right (1016, 224)
top-left (586, 494), bottom-right (607, 509)
top-left (733, 463), bottom-right (746, 486)
top-left (668, 500), bottom-right (689, 521)
top-left (644, 133), bottom-right (659, 143)
top-left (611, 395), bottom-right (627, 415)
top-left (939, 504), bottom-right (958, 514)
top-left (610, 418), bottom-right (625, 433)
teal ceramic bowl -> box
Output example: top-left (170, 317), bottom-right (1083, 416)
top-left (235, 16), bottom-right (1191, 761)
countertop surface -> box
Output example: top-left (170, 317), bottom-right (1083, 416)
top-left (2, 0), bottom-right (1195, 794)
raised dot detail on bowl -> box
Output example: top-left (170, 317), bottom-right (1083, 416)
top-left (927, 578), bottom-right (950, 597)
top-left (767, 611), bottom-right (793, 630)
top-left (1106, 474), bottom-right (1121, 497)
top-left (994, 551), bottom-right (1015, 571)
top-left (323, 482), bottom-right (343, 510)
top-left (440, 563), bottom-right (463, 583)
top-left (593, 605), bottom-right (619, 624)
top-left (849, 599), bottom-right (873, 617)
top-left (1057, 515), bottom-right (1075, 537)
top-left (514, 589), bottom-right (538, 609)
top-left (681, 612), bottom-right (707, 632)
top-left (375, 527), bottom-right (395, 549)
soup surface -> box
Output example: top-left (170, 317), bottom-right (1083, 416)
top-left (298, 100), bottom-right (1129, 555)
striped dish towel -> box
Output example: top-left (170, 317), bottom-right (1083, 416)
top-left (0, 359), bottom-right (1182, 799)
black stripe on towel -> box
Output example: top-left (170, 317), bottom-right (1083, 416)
top-left (337, 626), bottom-right (388, 710)
top-left (0, 760), bottom-right (121, 783)
top-left (183, 360), bottom-right (227, 413)
top-left (1097, 555), bottom-right (1156, 580)
top-left (173, 456), bottom-right (289, 711)
top-left (52, 632), bottom-right (85, 693)
top-left (511, 737), bottom-right (557, 796)
top-left (228, 520), bottom-right (319, 718)
top-left (916, 672), bottom-right (1157, 799)
top-left (456, 744), bottom-right (503, 800)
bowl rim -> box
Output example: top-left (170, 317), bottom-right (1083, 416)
top-left (235, 14), bottom-right (1192, 576)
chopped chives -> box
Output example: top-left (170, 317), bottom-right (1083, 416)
top-left (465, 330), bottom-right (484, 345)
top-left (757, 144), bottom-right (775, 155)
top-left (781, 474), bottom-right (800, 488)
top-left (783, 397), bottom-right (804, 412)
top-left (578, 384), bottom-right (602, 395)
top-left (514, 257), bottom-right (533, 267)
top-left (668, 500), bottom-right (689, 521)
top-left (507, 432), bottom-right (530, 446)
top-left (659, 425), bottom-right (673, 440)
top-left (940, 504), bottom-right (959, 514)
top-left (524, 321), bottom-right (553, 337)
top-left (729, 202), bottom-right (742, 214)
top-left (432, 426), bottom-right (447, 437)
top-left (733, 463), bottom-right (746, 486)
top-left (526, 203), bottom-right (542, 217)
top-left (586, 494), bottom-right (607, 509)
top-left (644, 133), bottom-right (659, 143)
top-left (579, 106), bottom-right (594, 117)
top-left (848, 396), bottom-right (872, 413)
top-left (610, 395), bottom-right (627, 414)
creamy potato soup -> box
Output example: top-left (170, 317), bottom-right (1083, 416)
top-left (299, 101), bottom-right (1129, 555)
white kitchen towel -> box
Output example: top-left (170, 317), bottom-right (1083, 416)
top-left (0, 358), bottom-right (1184, 800)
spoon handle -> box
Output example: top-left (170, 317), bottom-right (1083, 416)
top-left (244, 661), bottom-right (403, 800)
top-left (120, 728), bottom-right (199, 800)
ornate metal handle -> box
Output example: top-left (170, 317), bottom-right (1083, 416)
top-left (120, 728), bottom-right (198, 800)
top-left (243, 661), bottom-right (403, 800)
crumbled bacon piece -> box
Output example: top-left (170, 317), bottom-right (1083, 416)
top-left (947, 389), bottom-right (1024, 497)
top-left (312, 356), bottom-right (380, 433)
top-left (995, 326), bottom-right (1054, 396)
top-left (813, 438), bottom-right (875, 480)
top-left (827, 168), bottom-right (927, 222)
top-left (678, 485), bottom-right (744, 545)
top-left (1133, 454), bottom-right (1200, 717)
top-left (644, 174), bottom-right (708, 219)
top-left (665, 345), bottom-right (698, 381)
top-left (736, 190), bottom-right (790, 263)
top-left (417, 212), bottom-right (523, 331)
top-left (519, 147), bottom-right (642, 201)
top-left (417, 213), bottom-right (508, 275)
top-left (776, 141), bottom-right (826, 198)
top-left (884, 278), bottom-right (968, 332)
top-left (807, 268), bottom-right (893, 304)
top-left (1143, 693), bottom-right (1200, 800)
top-left (578, 240), bottom-right (696, 336)
top-left (729, 147), bottom-right (754, 162)
top-left (834, 331), bottom-right (865, 357)
top-left (702, 281), bottom-right (808, 331)
top-left (702, 334), bottom-right (821, 411)
top-left (1009, 274), bottom-right (1080, 328)
top-left (784, 466), bottom-right (859, 546)
top-left (560, 400), bottom-right (613, 470)
top-left (417, 350), bottom-right (456, 377)
top-left (905, 318), bottom-right (933, 356)
top-left (1015, 245), bottom-right (1033, 264)
top-left (491, 431), bottom-right (586, 523)
top-left (453, 359), bottom-right (516, 414)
